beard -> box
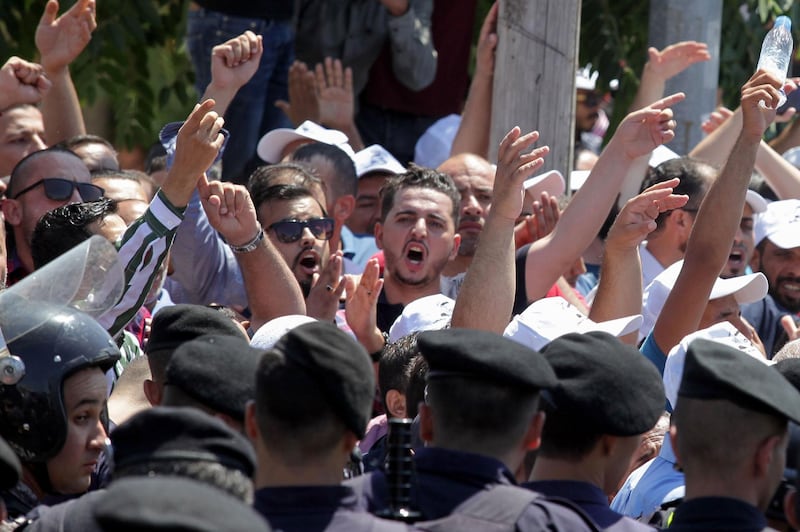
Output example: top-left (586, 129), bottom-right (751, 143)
top-left (457, 235), bottom-right (479, 257)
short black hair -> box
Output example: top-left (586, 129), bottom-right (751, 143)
top-left (31, 198), bottom-right (117, 269)
top-left (640, 157), bottom-right (715, 230)
top-left (251, 184), bottom-right (327, 224)
top-left (404, 354), bottom-right (428, 419)
top-left (8, 147), bottom-right (84, 198)
top-left (379, 164), bottom-right (460, 227)
top-left (291, 142), bottom-right (357, 199)
top-left (248, 163), bottom-right (323, 210)
top-left (144, 141), bottom-right (168, 174)
top-left (378, 333), bottom-right (421, 414)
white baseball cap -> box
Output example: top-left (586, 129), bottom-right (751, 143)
top-left (754, 199), bottom-right (800, 248)
top-left (503, 296), bottom-right (642, 351)
top-left (663, 321), bottom-right (769, 410)
top-left (353, 144), bottom-right (405, 178)
top-left (523, 170), bottom-right (566, 201)
top-left (388, 294), bottom-right (454, 343)
top-left (648, 145), bottom-right (680, 168)
top-left (640, 260), bottom-right (768, 340)
top-left (414, 114), bottom-right (461, 169)
top-left (250, 314), bottom-right (317, 350)
top-left (576, 64), bottom-right (599, 91)
top-left (745, 189), bottom-right (768, 214)
top-left (256, 120), bottom-right (351, 163)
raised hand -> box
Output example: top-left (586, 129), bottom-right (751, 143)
top-left (612, 92), bottom-right (684, 159)
top-left (700, 106), bottom-right (734, 135)
top-left (514, 191), bottom-right (559, 248)
top-left (210, 31), bottom-right (264, 93)
top-left (316, 57), bottom-right (355, 130)
top-left (605, 177), bottom-right (688, 252)
top-left (646, 41), bottom-right (711, 82)
top-left (493, 127), bottom-right (550, 221)
top-left (275, 60), bottom-right (320, 126)
top-left (0, 57), bottom-right (52, 110)
top-left (344, 258), bottom-right (385, 353)
top-left (198, 176), bottom-right (260, 247)
top-left (306, 250), bottom-right (346, 321)
top-left (475, 2), bottom-right (498, 78)
top-left (35, 0), bottom-right (96, 73)
top-left (740, 69), bottom-right (787, 141)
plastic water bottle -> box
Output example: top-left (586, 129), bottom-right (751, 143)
top-left (757, 15), bottom-right (793, 108)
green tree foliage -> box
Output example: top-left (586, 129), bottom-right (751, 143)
top-left (0, 0), bottom-right (195, 149)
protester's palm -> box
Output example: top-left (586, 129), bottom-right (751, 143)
top-left (36, 0), bottom-right (95, 71)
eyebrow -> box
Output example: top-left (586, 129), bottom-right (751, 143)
top-left (68, 397), bottom-right (104, 411)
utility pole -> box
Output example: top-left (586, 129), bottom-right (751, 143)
top-left (489, 0), bottom-right (581, 181)
top-left (648, 0), bottom-right (722, 155)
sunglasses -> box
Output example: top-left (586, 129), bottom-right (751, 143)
top-left (12, 178), bottom-right (105, 202)
top-left (576, 91), bottom-right (601, 107)
top-left (267, 217), bottom-right (334, 243)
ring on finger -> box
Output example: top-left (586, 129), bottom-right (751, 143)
top-left (325, 284), bottom-right (334, 292)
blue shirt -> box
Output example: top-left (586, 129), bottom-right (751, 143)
top-left (610, 435), bottom-right (684, 522)
top-left (640, 332), bottom-right (668, 376)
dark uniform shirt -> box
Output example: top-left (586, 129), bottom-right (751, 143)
top-left (742, 295), bottom-right (793, 358)
top-left (346, 447), bottom-right (594, 530)
top-left (524, 480), bottom-right (654, 530)
top-left (253, 484), bottom-right (408, 531)
top-left (665, 497), bottom-right (768, 531)
top-left (376, 291), bottom-right (405, 334)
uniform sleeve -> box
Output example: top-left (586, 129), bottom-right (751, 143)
top-left (387, 0), bottom-right (437, 91)
top-left (167, 191), bottom-right (248, 307)
top-left (99, 190), bottom-right (183, 337)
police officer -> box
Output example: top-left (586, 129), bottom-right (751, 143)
top-left (524, 332), bottom-right (663, 531)
top-left (0, 299), bottom-right (120, 521)
top-left (245, 321), bottom-right (409, 530)
top-left (347, 328), bottom-right (595, 530)
top-left (667, 339), bottom-right (800, 530)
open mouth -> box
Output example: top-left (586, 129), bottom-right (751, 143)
top-left (727, 250), bottom-right (743, 264)
top-left (406, 243), bottom-right (426, 265)
top-left (295, 250), bottom-right (320, 276)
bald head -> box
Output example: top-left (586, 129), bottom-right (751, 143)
top-left (437, 154), bottom-right (495, 258)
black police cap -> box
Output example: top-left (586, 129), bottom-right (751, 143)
top-left (111, 406), bottom-right (255, 477)
top-left (92, 477), bottom-right (271, 532)
top-left (147, 304), bottom-right (244, 355)
top-left (775, 358), bottom-right (800, 393)
top-left (679, 338), bottom-right (800, 423)
top-left (165, 334), bottom-right (264, 421)
top-left (269, 321), bottom-right (374, 438)
top-left (418, 328), bottom-right (557, 391)
top-left (541, 331), bottom-right (665, 436)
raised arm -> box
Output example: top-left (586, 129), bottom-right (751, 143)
top-left (451, 127), bottom-right (549, 332)
top-left (449, 2), bottom-right (497, 159)
top-left (652, 70), bottom-right (784, 354)
top-left (524, 93), bottom-right (684, 304)
top-left (198, 176), bottom-right (305, 332)
top-left (0, 57), bottom-right (52, 111)
top-left (629, 41), bottom-right (710, 112)
top-left (200, 30), bottom-right (263, 117)
top-left (314, 58), bottom-right (364, 150)
top-left (35, 0), bottom-right (95, 143)
top-left (590, 179), bottom-right (688, 345)
top-left (383, 0), bottom-right (437, 92)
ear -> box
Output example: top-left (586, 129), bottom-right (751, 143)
top-left (785, 487), bottom-right (799, 529)
top-left (523, 410), bottom-right (546, 451)
top-left (449, 233), bottom-right (461, 260)
top-left (669, 424), bottom-right (681, 467)
top-left (143, 379), bottom-right (161, 406)
top-left (385, 389), bottom-right (407, 419)
top-left (754, 433), bottom-right (783, 478)
top-left (1, 199), bottom-right (22, 226)
top-left (334, 195), bottom-right (356, 222)
top-left (244, 400), bottom-right (260, 443)
top-left (374, 221), bottom-right (384, 250)
top-left (749, 245), bottom-right (762, 273)
top-left (419, 403), bottom-right (434, 443)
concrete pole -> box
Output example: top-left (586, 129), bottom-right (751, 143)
top-left (648, 0), bottom-right (722, 155)
top-left (489, 0), bottom-right (581, 181)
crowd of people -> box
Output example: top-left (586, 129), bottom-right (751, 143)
top-left (3, 0), bottom-right (800, 530)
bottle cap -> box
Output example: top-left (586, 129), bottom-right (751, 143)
top-left (776, 16), bottom-right (792, 31)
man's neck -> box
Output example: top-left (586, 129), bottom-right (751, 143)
top-left (255, 452), bottom-right (347, 489)
top-left (14, 233), bottom-right (34, 273)
top-left (382, 274), bottom-right (442, 306)
top-left (442, 254), bottom-right (472, 277)
top-left (645, 237), bottom-right (683, 270)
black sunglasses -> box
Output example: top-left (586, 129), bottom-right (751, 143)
top-left (12, 178), bottom-right (105, 202)
top-left (267, 217), bottom-right (334, 243)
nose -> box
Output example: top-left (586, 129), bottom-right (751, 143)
top-left (462, 193), bottom-right (482, 216)
top-left (299, 226), bottom-right (316, 246)
top-left (88, 418), bottom-right (108, 450)
top-left (411, 217), bottom-right (427, 239)
top-left (71, 183), bottom-right (84, 203)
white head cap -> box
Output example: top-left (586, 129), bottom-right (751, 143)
top-left (250, 315), bottom-right (318, 350)
top-left (388, 294), bottom-right (454, 343)
top-left (256, 120), bottom-right (352, 163)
